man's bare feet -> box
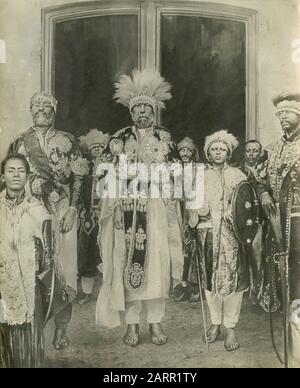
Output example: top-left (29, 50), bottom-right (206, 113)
top-left (78, 293), bottom-right (92, 305)
top-left (149, 323), bottom-right (168, 345)
top-left (203, 325), bottom-right (221, 343)
top-left (53, 328), bottom-right (70, 351)
top-left (224, 328), bottom-right (240, 352)
top-left (123, 324), bottom-right (140, 347)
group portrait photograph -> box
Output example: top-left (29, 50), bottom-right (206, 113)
top-left (0, 0), bottom-right (300, 369)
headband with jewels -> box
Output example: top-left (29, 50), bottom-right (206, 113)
top-left (273, 92), bottom-right (300, 115)
top-left (113, 68), bottom-right (172, 112)
top-left (79, 129), bottom-right (110, 150)
top-left (30, 91), bottom-right (58, 113)
top-left (204, 129), bottom-right (239, 160)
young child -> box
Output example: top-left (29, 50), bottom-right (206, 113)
top-left (189, 130), bottom-right (249, 352)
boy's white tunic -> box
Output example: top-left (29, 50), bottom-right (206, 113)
top-left (95, 126), bottom-right (184, 328)
top-left (0, 190), bottom-right (50, 325)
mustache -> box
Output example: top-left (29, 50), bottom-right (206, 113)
top-left (34, 112), bottom-right (48, 117)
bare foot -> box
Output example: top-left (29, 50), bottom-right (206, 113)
top-left (123, 324), bottom-right (140, 347)
top-left (189, 291), bottom-right (200, 303)
top-left (53, 328), bottom-right (70, 351)
top-left (149, 323), bottom-right (168, 345)
top-left (78, 293), bottom-right (92, 305)
top-left (203, 325), bottom-right (221, 343)
top-left (224, 328), bottom-right (240, 352)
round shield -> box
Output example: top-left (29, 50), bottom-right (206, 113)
top-left (231, 180), bottom-right (260, 245)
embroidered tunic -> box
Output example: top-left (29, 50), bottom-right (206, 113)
top-left (256, 130), bottom-right (300, 304)
top-left (8, 127), bottom-right (89, 291)
top-left (197, 164), bottom-right (249, 296)
top-left (95, 125), bottom-right (184, 328)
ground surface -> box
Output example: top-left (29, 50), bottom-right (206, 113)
top-left (43, 278), bottom-right (297, 369)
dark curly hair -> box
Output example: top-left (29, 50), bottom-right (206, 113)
top-left (1, 153), bottom-right (30, 175)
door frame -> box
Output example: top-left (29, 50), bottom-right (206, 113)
top-left (41, 0), bottom-right (145, 92)
top-left (42, 0), bottom-right (258, 139)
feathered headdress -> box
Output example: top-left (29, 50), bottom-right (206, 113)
top-left (204, 130), bottom-right (239, 159)
top-left (79, 129), bottom-right (110, 150)
top-left (114, 68), bottom-right (172, 111)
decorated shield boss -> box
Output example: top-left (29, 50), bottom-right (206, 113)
top-left (231, 180), bottom-right (260, 245)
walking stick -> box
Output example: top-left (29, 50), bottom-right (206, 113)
top-left (193, 227), bottom-right (209, 351)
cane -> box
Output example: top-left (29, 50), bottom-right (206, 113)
top-left (193, 227), bottom-right (209, 351)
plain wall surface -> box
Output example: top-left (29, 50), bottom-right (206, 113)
top-left (0, 0), bottom-right (299, 159)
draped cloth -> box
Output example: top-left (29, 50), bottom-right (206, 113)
top-left (95, 125), bottom-right (184, 328)
top-left (196, 165), bottom-right (249, 296)
top-left (255, 130), bottom-right (300, 361)
top-left (9, 127), bottom-right (88, 292)
top-left (0, 190), bottom-right (51, 368)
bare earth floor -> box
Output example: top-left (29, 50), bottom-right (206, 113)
top-left (43, 280), bottom-right (298, 369)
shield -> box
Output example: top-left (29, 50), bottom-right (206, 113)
top-left (231, 180), bottom-right (260, 245)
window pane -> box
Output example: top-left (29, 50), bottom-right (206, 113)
top-left (160, 15), bottom-right (246, 159)
top-left (54, 15), bottom-right (139, 136)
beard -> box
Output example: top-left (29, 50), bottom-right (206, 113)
top-left (135, 117), bottom-right (153, 129)
top-left (33, 112), bottom-right (55, 127)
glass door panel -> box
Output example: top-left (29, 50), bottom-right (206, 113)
top-left (54, 14), bottom-right (139, 136)
top-left (160, 14), bottom-right (246, 159)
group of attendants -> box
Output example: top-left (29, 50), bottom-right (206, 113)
top-left (0, 68), bottom-right (299, 368)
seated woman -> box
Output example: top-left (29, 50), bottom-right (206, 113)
top-left (0, 154), bottom-right (53, 368)
top-left (189, 130), bottom-right (249, 352)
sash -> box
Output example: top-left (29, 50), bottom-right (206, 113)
top-left (22, 128), bottom-right (54, 181)
top-left (123, 196), bottom-right (148, 291)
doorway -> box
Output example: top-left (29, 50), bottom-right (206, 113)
top-left (42, 0), bottom-right (257, 155)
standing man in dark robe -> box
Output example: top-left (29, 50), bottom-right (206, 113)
top-left (240, 140), bottom-right (269, 306)
top-left (173, 136), bottom-right (200, 302)
top-left (255, 92), bottom-right (300, 363)
top-left (77, 129), bottom-right (110, 304)
top-left (8, 92), bottom-right (89, 351)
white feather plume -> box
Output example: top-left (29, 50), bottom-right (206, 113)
top-left (114, 68), bottom-right (172, 110)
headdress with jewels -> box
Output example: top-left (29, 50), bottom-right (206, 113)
top-left (30, 91), bottom-right (58, 113)
top-left (79, 129), bottom-right (110, 150)
top-left (273, 92), bottom-right (300, 116)
top-left (113, 68), bottom-right (172, 112)
top-left (204, 129), bottom-right (239, 160)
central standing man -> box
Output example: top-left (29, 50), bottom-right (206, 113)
top-left (95, 69), bottom-right (184, 347)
